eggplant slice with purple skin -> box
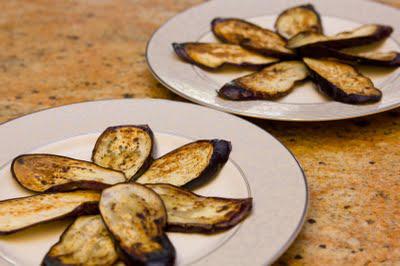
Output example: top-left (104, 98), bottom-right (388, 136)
top-left (287, 24), bottom-right (393, 50)
top-left (211, 18), bottom-right (295, 58)
top-left (11, 154), bottom-right (126, 193)
top-left (274, 4), bottom-right (323, 39)
top-left (147, 184), bottom-right (252, 234)
top-left (0, 191), bottom-right (100, 234)
top-left (298, 46), bottom-right (400, 67)
top-left (42, 215), bottom-right (119, 266)
top-left (172, 42), bottom-right (279, 69)
top-left (136, 139), bottom-right (231, 188)
top-left (303, 57), bottom-right (382, 104)
top-left (219, 61), bottom-right (308, 100)
top-left (92, 125), bottom-right (154, 180)
top-left (99, 183), bottom-right (175, 266)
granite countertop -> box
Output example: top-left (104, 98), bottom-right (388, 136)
top-left (1, 0), bottom-right (399, 265)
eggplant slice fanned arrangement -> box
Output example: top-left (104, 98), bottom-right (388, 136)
top-left (172, 42), bottom-right (279, 69)
top-left (99, 183), bottom-right (175, 266)
top-left (287, 24), bottom-right (393, 50)
top-left (43, 215), bottom-right (119, 266)
top-left (303, 57), bottom-right (382, 104)
top-left (147, 184), bottom-right (252, 233)
top-left (211, 18), bottom-right (295, 58)
top-left (0, 191), bottom-right (100, 234)
top-left (219, 61), bottom-right (308, 100)
top-left (274, 4), bottom-right (323, 39)
top-left (136, 139), bottom-right (231, 188)
top-left (92, 125), bottom-right (154, 180)
top-left (11, 154), bottom-right (126, 193)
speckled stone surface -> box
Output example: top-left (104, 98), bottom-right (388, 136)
top-left (1, 1), bottom-right (399, 265)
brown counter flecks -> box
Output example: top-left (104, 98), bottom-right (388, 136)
top-left (1, 0), bottom-right (400, 265)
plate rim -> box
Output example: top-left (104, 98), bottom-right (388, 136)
top-left (0, 99), bottom-right (308, 265)
top-left (145, 0), bottom-right (400, 122)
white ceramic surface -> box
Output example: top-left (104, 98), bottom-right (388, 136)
top-left (0, 99), bottom-right (307, 265)
top-left (146, 0), bottom-right (400, 121)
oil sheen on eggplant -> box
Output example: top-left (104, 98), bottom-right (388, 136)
top-left (303, 57), bottom-right (382, 104)
top-left (42, 215), bottom-right (119, 266)
top-left (136, 139), bottom-right (231, 188)
top-left (0, 191), bottom-right (100, 234)
top-left (99, 183), bottom-right (175, 266)
top-left (219, 61), bottom-right (308, 100)
top-left (274, 4), bottom-right (323, 39)
top-left (211, 18), bottom-right (295, 58)
top-left (147, 184), bottom-right (252, 233)
top-left (287, 24), bottom-right (393, 49)
top-left (92, 125), bottom-right (154, 180)
top-left (11, 154), bottom-right (126, 193)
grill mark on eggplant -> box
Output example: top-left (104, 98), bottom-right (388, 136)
top-left (298, 46), bottom-right (400, 67)
top-left (274, 4), bottom-right (323, 39)
top-left (11, 154), bottom-right (126, 193)
top-left (92, 125), bottom-right (154, 180)
top-left (147, 184), bottom-right (252, 234)
top-left (99, 183), bottom-right (175, 266)
top-left (172, 42), bottom-right (279, 69)
top-left (303, 57), bottom-right (382, 104)
top-left (136, 139), bottom-right (231, 188)
top-left (287, 24), bottom-right (393, 50)
top-left (211, 18), bottom-right (295, 58)
top-left (42, 215), bottom-right (119, 266)
top-left (219, 61), bottom-right (308, 100)
top-left (0, 191), bottom-right (100, 234)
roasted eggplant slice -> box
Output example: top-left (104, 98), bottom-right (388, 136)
top-left (136, 139), bottom-right (231, 188)
top-left (219, 61), bottom-right (308, 100)
top-left (147, 184), bottom-right (252, 234)
top-left (92, 125), bottom-right (154, 180)
top-left (43, 215), bottom-right (119, 266)
top-left (303, 57), bottom-right (382, 104)
top-left (100, 183), bottom-right (175, 266)
top-left (287, 24), bottom-right (393, 49)
top-left (274, 4), bottom-right (323, 39)
top-left (11, 154), bottom-right (125, 193)
top-left (211, 18), bottom-right (295, 58)
top-left (0, 191), bottom-right (100, 234)
top-left (299, 46), bottom-right (400, 67)
top-left (172, 42), bottom-right (279, 69)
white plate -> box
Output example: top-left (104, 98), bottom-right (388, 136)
top-left (146, 0), bottom-right (400, 121)
top-left (0, 99), bottom-right (307, 266)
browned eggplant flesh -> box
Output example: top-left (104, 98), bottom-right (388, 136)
top-left (219, 61), bottom-right (308, 100)
top-left (136, 139), bottom-right (231, 188)
top-left (0, 191), bottom-right (100, 234)
top-left (303, 57), bottom-right (382, 104)
top-left (147, 184), bottom-right (252, 233)
top-left (172, 42), bottom-right (279, 69)
top-left (11, 154), bottom-right (126, 193)
top-left (211, 18), bottom-right (295, 58)
top-left (42, 215), bottom-right (119, 266)
top-left (92, 125), bottom-right (154, 180)
top-left (274, 4), bottom-right (323, 39)
top-left (99, 183), bottom-right (175, 266)
top-left (287, 24), bottom-right (393, 49)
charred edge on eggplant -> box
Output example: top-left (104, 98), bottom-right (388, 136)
top-left (147, 184), bottom-right (253, 234)
top-left (136, 139), bottom-right (231, 188)
top-left (218, 61), bottom-right (308, 100)
top-left (172, 42), bottom-right (279, 69)
top-left (303, 58), bottom-right (382, 104)
top-left (274, 4), bottom-right (323, 39)
top-left (298, 46), bottom-right (400, 67)
top-left (211, 17), bottom-right (295, 58)
top-left (0, 191), bottom-right (100, 235)
top-left (11, 154), bottom-right (125, 193)
top-left (92, 125), bottom-right (154, 180)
